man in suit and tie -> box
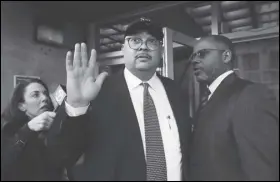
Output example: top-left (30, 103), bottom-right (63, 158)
top-left (47, 18), bottom-right (192, 181)
top-left (189, 35), bottom-right (279, 181)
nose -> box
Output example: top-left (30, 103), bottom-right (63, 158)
top-left (40, 93), bottom-right (48, 103)
top-left (139, 41), bottom-right (149, 51)
top-left (191, 56), bottom-right (201, 65)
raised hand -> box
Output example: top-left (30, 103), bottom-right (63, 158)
top-left (66, 43), bottom-right (108, 107)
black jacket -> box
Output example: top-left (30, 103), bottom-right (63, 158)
top-left (190, 73), bottom-right (279, 181)
top-left (1, 117), bottom-right (64, 181)
top-left (47, 71), bottom-right (192, 181)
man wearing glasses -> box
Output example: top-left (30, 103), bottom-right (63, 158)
top-left (47, 18), bottom-right (192, 181)
top-left (189, 35), bottom-right (279, 181)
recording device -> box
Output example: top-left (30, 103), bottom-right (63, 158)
top-left (48, 84), bottom-right (71, 180)
top-left (51, 84), bottom-right (67, 130)
top-left (40, 85), bottom-right (67, 140)
top-left (42, 84), bottom-right (67, 141)
top-left (52, 84), bottom-right (67, 111)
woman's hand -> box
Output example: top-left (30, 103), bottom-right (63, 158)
top-left (27, 111), bottom-right (56, 132)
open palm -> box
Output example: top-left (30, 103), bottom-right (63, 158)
top-left (66, 43), bottom-right (108, 107)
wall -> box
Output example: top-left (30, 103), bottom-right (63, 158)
top-left (234, 38), bottom-right (279, 103)
top-left (1, 2), bottom-right (69, 112)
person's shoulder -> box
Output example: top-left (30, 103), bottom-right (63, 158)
top-left (237, 78), bottom-right (275, 102)
top-left (158, 75), bottom-right (179, 87)
top-left (241, 79), bottom-right (268, 95)
top-left (96, 72), bottom-right (126, 99)
top-left (157, 75), bottom-right (188, 98)
top-left (1, 117), bottom-right (9, 129)
top-left (100, 73), bottom-right (122, 88)
top-left (1, 111), bottom-right (13, 130)
top-left (159, 75), bottom-right (173, 82)
top-left (1, 116), bottom-right (14, 136)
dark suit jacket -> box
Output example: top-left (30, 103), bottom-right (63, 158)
top-left (190, 73), bottom-right (279, 181)
top-left (47, 71), bottom-right (192, 181)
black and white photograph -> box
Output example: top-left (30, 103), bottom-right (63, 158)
top-left (1, 1), bottom-right (279, 181)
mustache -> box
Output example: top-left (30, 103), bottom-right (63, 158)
top-left (135, 53), bottom-right (152, 59)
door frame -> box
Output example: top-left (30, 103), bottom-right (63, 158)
top-left (162, 27), bottom-right (199, 117)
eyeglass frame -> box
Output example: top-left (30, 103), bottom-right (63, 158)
top-left (124, 37), bottom-right (162, 51)
top-left (189, 49), bottom-right (226, 61)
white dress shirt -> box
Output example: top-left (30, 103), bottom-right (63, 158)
top-left (208, 70), bottom-right (234, 100)
top-left (65, 68), bottom-right (182, 181)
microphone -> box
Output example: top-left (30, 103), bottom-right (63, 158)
top-left (46, 85), bottom-right (72, 180)
top-left (44, 85), bottom-right (67, 140)
top-left (40, 85), bottom-right (67, 140)
top-left (51, 84), bottom-right (67, 130)
top-left (52, 84), bottom-right (67, 111)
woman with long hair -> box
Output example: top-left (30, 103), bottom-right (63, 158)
top-left (1, 78), bottom-right (65, 181)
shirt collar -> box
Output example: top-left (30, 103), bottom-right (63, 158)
top-left (124, 68), bottom-right (159, 91)
top-left (208, 70), bottom-right (234, 95)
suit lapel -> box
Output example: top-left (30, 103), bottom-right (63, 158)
top-left (112, 71), bottom-right (144, 142)
top-left (111, 71), bottom-right (146, 174)
top-left (112, 71), bottom-right (137, 124)
top-left (198, 73), bottom-right (238, 115)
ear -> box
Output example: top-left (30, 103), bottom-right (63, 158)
top-left (18, 103), bottom-right (26, 112)
top-left (222, 50), bottom-right (232, 64)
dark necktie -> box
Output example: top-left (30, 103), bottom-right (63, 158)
top-left (198, 84), bottom-right (211, 111)
top-left (143, 83), bottom-right (167, 181)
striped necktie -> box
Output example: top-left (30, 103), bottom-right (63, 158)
top-left (198, 84), bottom-right (211, 111)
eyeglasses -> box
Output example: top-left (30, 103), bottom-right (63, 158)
top-left (125, 37), bottom-right (161, 51)
top-left (189, 49), bottom-right (225, 61)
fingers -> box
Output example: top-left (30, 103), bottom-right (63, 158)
top-left (41, 111), bottom-right (56, 118)
top-left (43, 114), bottom-right (55, 130)
top-left (89, 49), bottom-right (97, 68)
top-left (32, 118), bottom-right (51, 131)
top-left (42, 122), bottom-right (50, 130)
top-left (39, 112), bottom-right (56, 129)
top-left (81, 43), bottom-right (88, 67)
top-left (37, 123), bottom-right (47, 131)
top-left (46, 111), bottom-right (56, 118)
top-left (95, 72), bottom-right (109, 87)
top-left (41, 122), bottom-right (51, 130)
top-left (73, 43), bottom-right (81, 67)
top-left (66, 51), bottom-right (73, 71)
top-left (68, 43), bottom-right (90, 69)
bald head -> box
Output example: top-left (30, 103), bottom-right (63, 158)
top-left (191, 35), bottom-right (235, 84)
top-left (199, 35), bottom-right (234, 55)
top-left (194, 35), bottom-right (235, 68)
